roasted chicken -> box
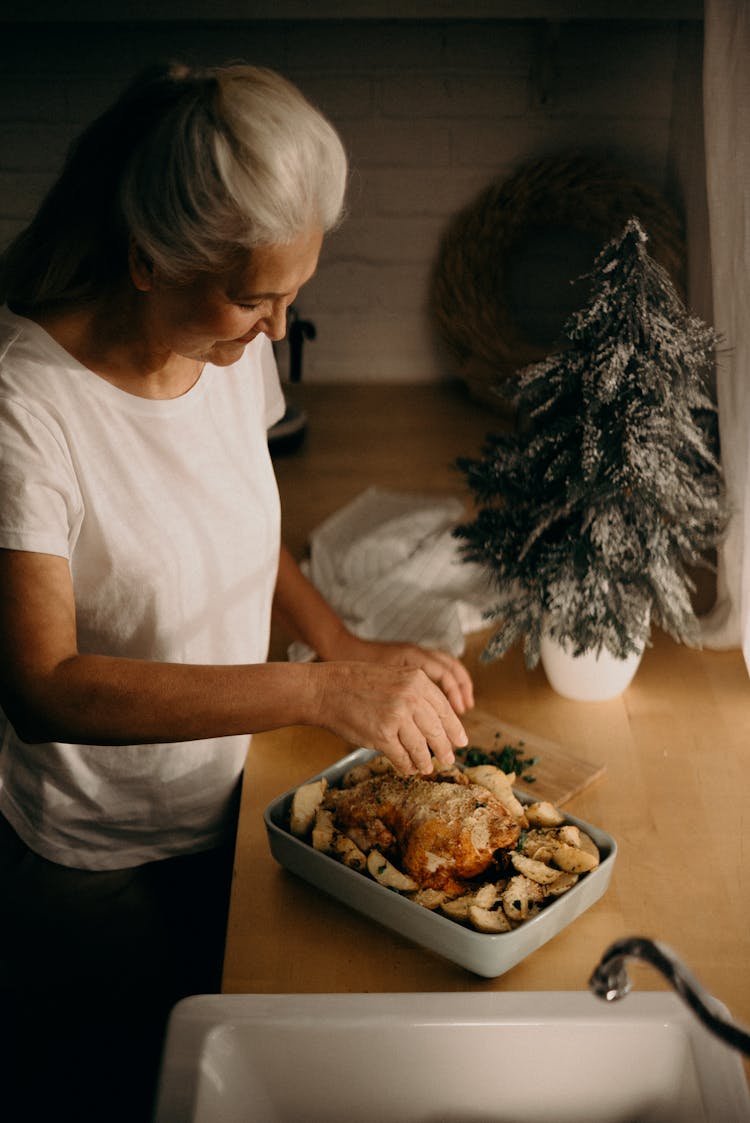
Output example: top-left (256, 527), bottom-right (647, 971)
top-left (325, 770), bottom-right (520, 896)
top-left (288, 756), bottom-right (601, 934)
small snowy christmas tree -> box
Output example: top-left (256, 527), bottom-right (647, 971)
top-left (454, 216), bottom-right (727, 668)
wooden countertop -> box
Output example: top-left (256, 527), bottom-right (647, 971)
top-left (222, 382), bottom-right (750, 1075)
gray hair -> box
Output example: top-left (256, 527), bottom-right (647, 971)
top-left (0, 62), bottom-right (348, 309)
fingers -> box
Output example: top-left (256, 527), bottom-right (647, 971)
top-left (414, 649), bottom-right (475, 715)
top-left (330, 636), bottom-right (475, 715)
top-left (395, 727), bottom-right (434, 776)
top-left (423, 686), bottom-right (468, 756)
top-left (405, 694), bottom-right (464, 770)
top-left (314, 661), bottom-right (469, 778)
top-left (387, 677), bottom-right (467, 776)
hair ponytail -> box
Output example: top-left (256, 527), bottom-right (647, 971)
top-left (0, 62), bottom-right (347, 312)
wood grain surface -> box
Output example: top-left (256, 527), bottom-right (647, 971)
top-left (222, 384), bottom-right (749, 1087)
top-left (461, 706), bottom-right (606, 805)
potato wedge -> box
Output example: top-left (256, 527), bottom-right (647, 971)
top-left (409, 888), bottom-right (447, 911)
top-left (468, 904), bottom-right (512, 933)
top-left (551, 841), bottom-right (599, 874)
top-left (527, 843), bottom-right (556, 864)
top-left (502, 875), bottom-right (546, 921)
top-left (439, 881), bottom-right (499, 920)
top-left (290, 778), bottom-right (327, 837)
top-left (525, 801), bottom-right (566, 827)
top-left (311, 808), bottom-right (336, 853)
top-left (558, 824), bottom-right (582, 847)
top-left (366, 850), bottom-right (418, 892)
top-left (510, 851), bottom-right (563, 884)
top-left (518, 829), bottom-right (557, 863)
top-left (473, 882), bottom-right (501, 909)
top-left (463, 765), bottom-right (527, 823)
top-left (576, 830), bottom-right (600, 861)
top-left (332, 833), bottom-right (368, 871)
top-left (545, 871), bottom-right (579, 896)
top-left (439, 895), bottom-right (474, 921)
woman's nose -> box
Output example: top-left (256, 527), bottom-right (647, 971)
top-left (260, 303), bottom-right (289, 342)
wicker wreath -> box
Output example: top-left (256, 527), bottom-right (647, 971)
top-left (430, 151), bottom-right (686, 411)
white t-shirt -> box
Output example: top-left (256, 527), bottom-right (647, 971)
top-left (0, 306), bottom-right (285, 870)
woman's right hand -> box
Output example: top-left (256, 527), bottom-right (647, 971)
top-left (310, 661), bottom-right (468, 777)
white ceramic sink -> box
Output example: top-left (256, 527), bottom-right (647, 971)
top-left (153, 991), bottom-right (750, 1123)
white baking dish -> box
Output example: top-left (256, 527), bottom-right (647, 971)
top-left (263, 747), bottom-right (617, 978)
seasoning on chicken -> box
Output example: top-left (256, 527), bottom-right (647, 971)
top-left (325, 773), bottom-right (520, 897)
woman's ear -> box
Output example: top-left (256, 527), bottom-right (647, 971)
top-left (128, 237), bottom-right (154, 292)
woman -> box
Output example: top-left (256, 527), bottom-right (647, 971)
top-left (0, 63), bottom-right (473, 1121)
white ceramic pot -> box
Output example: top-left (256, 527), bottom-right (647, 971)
top-left (539, 633), bottom-right (645, 701)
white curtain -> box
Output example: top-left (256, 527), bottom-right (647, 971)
top-left (699, 0), bottom-right (750, 674)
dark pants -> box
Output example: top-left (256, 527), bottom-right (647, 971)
top-left (0, 811), bottom-right (237, 1123)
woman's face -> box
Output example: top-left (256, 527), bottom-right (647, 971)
top-left (142, 226), bottom-right (324, 367)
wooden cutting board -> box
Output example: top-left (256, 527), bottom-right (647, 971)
top-left (459, 707), bottom-right (605, 806)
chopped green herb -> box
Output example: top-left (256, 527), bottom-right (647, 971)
top-left (457, 735), bottom-right (538, 781)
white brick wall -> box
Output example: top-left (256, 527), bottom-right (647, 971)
top-left (0, 18), bottom-right (704, 384)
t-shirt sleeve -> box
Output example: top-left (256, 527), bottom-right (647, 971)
top-left (0, 396), bottom-right (82, 558)
top-left (258, 334), bottom-right (286, 430)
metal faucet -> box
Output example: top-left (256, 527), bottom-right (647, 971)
top-left (589, 936), bottom-right (750, 1058)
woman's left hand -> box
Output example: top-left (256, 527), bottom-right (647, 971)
top-left (272, 546), bottom-right (474, 718)
top-left (321, 632), bottom-right (474, 717)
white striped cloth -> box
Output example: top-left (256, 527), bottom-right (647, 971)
top-left (288, 487), bottom-right (496, 661)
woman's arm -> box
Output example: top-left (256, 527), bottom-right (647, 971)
top-left (0, 548), bottom-right (467, 775)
